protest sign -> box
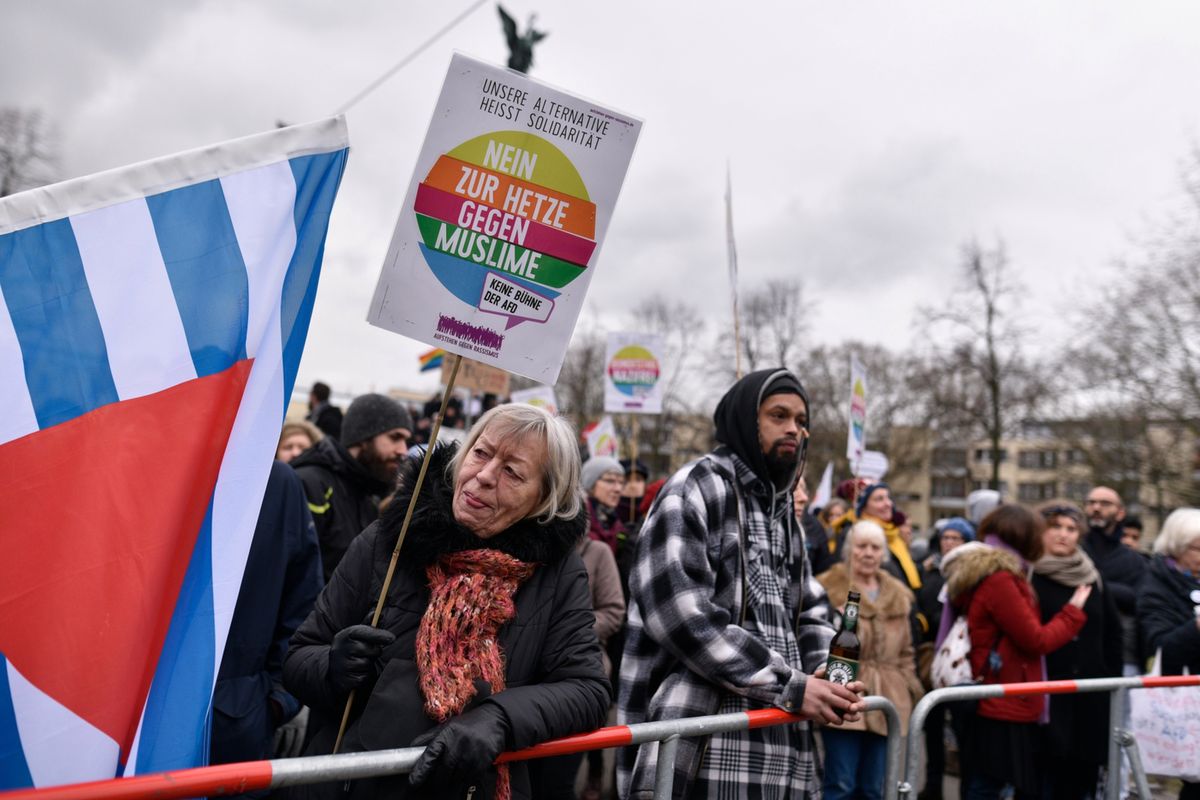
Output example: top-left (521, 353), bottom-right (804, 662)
top-left (442, 356), bottom-right (510, 396)
top-left (510, 385), bottom-right (558, 416)
top-left (858, 450), bottom-right (889, 481)
top-left (585, 415), bottom-right (620, 459)
top-left (846, 354), bottom-right (868, 470)
top-left (604, 332), bottom-right (664, 414)
top-left (368, 53), bottom-right (641, 383)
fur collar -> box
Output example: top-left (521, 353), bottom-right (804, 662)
top-left (942, 543), bottom-right (1023, 603)
top-left (381, 442), bottom-right (586, 571)
top-left (817, 563), bottom-right (911, 617)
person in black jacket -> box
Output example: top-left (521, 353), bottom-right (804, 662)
top-left (291, 393), bottom-right (412, 581)
top-left (284, 403), bottom-right (609, 800)
top-left (1138, 507), bottom-right (1200, 800)
top-left (306, 381), bottom-right (343, 441)
top-left (210, 461), bottom-right (323, 789)
top-left (1082, 486), bottom-right (1146, 673)
top-left (1032, 502), bottom-right (1121, 800)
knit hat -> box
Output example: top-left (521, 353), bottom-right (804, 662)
top-left (341, 393), bottom-right (413, 446)
top-left (713, 368), bottom-right (810, 489)
top-left (941, 516), bottom-right (976, 541)
top-left (966, 489), bottom-right (1002, 525)
top-left (581, 456), bottom-right (623, 492)
top-left (620, 458), bottom-right (650, 480)
top-left (855, 482), bottom-right (890, 518)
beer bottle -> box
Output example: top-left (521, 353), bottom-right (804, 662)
top-left (824, 590), bottom-right (861, 685)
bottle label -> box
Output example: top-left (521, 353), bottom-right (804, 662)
top-left (843, 603), bottom-right (858, 630)
top-left (825, 656), bottom-right (858, 685)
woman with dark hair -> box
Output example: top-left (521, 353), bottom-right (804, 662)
top-left (1031, 502), bottom-right (1121, 799)
top-left (937, 504), bottom-right (1090, 799)
top-left (284, 404), bottom-right (610, 800)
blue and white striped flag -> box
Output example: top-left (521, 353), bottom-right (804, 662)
top-left (0, 116), bottom-right (348, 788)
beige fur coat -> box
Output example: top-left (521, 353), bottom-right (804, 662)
top-left (817, 564), bottom-right (924, 735)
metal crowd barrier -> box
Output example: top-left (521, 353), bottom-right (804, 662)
top-left (899, 674), bottom-right (1200, 800)
top-left (0, 697), bottom-right (900, 800)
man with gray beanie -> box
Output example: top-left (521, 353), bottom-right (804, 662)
top-left (618, 368), bottom-right (865, 800)
top-left (291, 393), bottom-right (413, 581)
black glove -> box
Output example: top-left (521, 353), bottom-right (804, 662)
top-left (327, 624), bottom-right (395, 694)
top-left (409, 702), bottom-right (511, 796)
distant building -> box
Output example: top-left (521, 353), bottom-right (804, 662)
top-left (888, 420), bottom-right (1200, 547)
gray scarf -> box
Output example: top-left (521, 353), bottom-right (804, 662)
top-left (1033, 548), bottom-right (1101, 589)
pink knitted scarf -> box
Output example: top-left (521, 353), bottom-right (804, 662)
top-left (417, 549), bottom-right (535, 800)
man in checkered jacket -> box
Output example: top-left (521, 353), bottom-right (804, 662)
top-left (617, 368), bottom-right (866, 800)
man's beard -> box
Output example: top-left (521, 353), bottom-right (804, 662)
top-left (764, 439), bottom-right (801, 488)
top-left (356, 441), bottom-right (398, 485)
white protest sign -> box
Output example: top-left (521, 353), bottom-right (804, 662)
top-left (846, 354), bottom-right (868, 469)
top-left (368, 53), bottom-right (642, 383)
top-left (585, 415), bottom-right (620, 459)
top-left (1129, 652), bottom-right (1200, 781)
top-left (603, 331), bottom-right (665, 414)
top-left (509, 385), bottom-right (558, 416)
top-left (858, 450), bottom-right (889, 481)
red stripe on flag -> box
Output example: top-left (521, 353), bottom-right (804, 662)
top-left (0, 361), bottom-right (253, 756)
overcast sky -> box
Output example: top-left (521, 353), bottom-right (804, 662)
top-left (6, 1), bottom-right (1200, 403)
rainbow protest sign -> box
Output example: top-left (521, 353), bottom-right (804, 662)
top-left (603, 332), bottom-right (664, 414)
top-left (585, 415), bottom-right (620, 459)
top-left (846, 354), bottom-right (868, 469)
top-left (369, 54), bottom-right (641, 383)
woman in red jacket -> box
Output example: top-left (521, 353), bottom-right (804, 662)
top-left (941, 505), bottom-right (1090, 799)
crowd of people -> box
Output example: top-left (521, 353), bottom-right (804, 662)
top-left (209, 373), bottom-right (1200, 800)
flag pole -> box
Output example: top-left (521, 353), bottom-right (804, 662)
top-left (725, 162), bottom-right (743, 380)
top-left (332, 353), bottom-right (464, 754)
top-left (628, 414), bottom-right (639, 525)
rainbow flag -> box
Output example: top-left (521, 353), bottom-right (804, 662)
top-left (418, 347), bottom-right (446, 372)
top-left (0, 117), bottom-right (348, 788)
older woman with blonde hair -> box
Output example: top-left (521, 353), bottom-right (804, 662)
top-left (285, 403), bottom-right (610, 800)
top-left (817, 519), bottom-right (924, 800)
top-left (1139, 508), bottom-right (1200, 800)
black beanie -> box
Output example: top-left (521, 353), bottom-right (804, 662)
top-left (341, 393), bottom-right (413, 446)
top-left (713, 368), bottom-right (809, 488)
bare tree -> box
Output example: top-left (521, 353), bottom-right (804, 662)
top-left (0, 108), bottom-right (58, 197)
top-left (799, 341), bottom-right (931, 483)
top-left (627, 295), bottom-right (711, 474)
top-left (917, 240), bottom-right (1047, 489)
top-left (713, 277), bottom-right (808, 384)
top-left (551, 326), bottom-right (607, 433)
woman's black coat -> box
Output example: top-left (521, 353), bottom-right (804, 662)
top-left (1032, 571), bottom-right (1122, 766)
top-left (1138, 554), bottom-right (1200, 675)
top-left (283, 445), bottom-right (610, 799)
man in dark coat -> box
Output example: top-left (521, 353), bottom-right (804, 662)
top-left (306, 381), bottom-right (343, 441)
top-left (210, 461), bottom-right (323, 785)
top-left (1081, 485), bottom-right (1146, 672)
top-left (292, 393), bottom-right (412, 581)
top-left (619, 368), bottom-right (865, 799)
